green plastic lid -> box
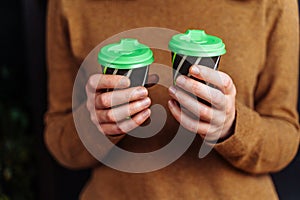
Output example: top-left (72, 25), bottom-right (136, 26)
top-left (168, 30), bottom-right (226, 57)
top-left (98, 38), bottom-right (154, 69)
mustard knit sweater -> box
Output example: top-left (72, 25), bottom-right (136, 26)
top-left (45, 0), bottom-right (299, 199)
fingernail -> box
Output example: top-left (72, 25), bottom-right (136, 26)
top-left (168, 100), bottom-right (176, 108)
top-left (168, 100), bottom-right (173, 107)
top-left (142, 109), bottom-right (150, 118)
top-left (191, 66), bottom-right (200, 75)
top-left (141, 97), bottom-right (151, 106)
top-left (119, 77), bottom-right (130, 87)
top-left (135, 87), bottom-right (148, 97)
top-left (176, 76), bottom-right (186, 85)
top-left (169, 86), bottom-right (177, 95)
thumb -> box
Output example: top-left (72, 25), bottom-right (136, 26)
top-left (145, 74), bottom-right (159, 88)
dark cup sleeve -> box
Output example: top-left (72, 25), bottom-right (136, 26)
top-left (171, 52), bottom-right (221, 106)
top-left (101, 65), bottom-right (150, 92)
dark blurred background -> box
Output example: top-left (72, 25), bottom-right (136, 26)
top-left (0, 0), bottom-right (299, 199)
top-left (0, 0), bottom-right (90, 199)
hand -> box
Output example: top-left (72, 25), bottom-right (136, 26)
top-left (168, 65), bottom-right (236, 141)
top-left (86, 73), bottom-right (158, 136)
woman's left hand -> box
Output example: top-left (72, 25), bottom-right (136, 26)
top-left (168, 65), bottom-right (237, 141)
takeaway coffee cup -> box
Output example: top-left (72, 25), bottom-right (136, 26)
top-left (98, 38), bottom-right (154, 125)
top-left (98, 38), bottom-right (154, 89)
top-left (168, 30), bottom-right (226, 105)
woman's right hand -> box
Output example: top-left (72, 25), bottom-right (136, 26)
top-left (85, 74), bottom-right (155, 136)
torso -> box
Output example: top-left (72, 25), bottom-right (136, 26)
top-left (59, 0), bottom-right (279, 199)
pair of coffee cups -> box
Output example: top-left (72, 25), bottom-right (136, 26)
top-left (98, 30), bottom-right (226, 102)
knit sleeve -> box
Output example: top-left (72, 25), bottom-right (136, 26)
top-left (213, 0), bottom-right (299, 174)
top-left (44, 0), bottom-right (124, 169)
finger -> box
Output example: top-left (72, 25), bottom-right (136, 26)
top-left (96, 97), bottom-right (151, 123)
top-left (189, 65), bottom-right (236, 95)
top-left (175, 75), bottom-right (226, 109)
top-left (145, 74), bottom-right (159, 88)
top-left (87, 74), bottom-right (130, 91)
top-left (168, 86), bottom-right (215, 123)
top-left (99, 108), bottom-right (151, 135)
top-left (95, 86), bottom-right (148, 109)
top-left (86, 83), bottom-right (94, 108)
top-left (168, 100), bottom-right (211, 135)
